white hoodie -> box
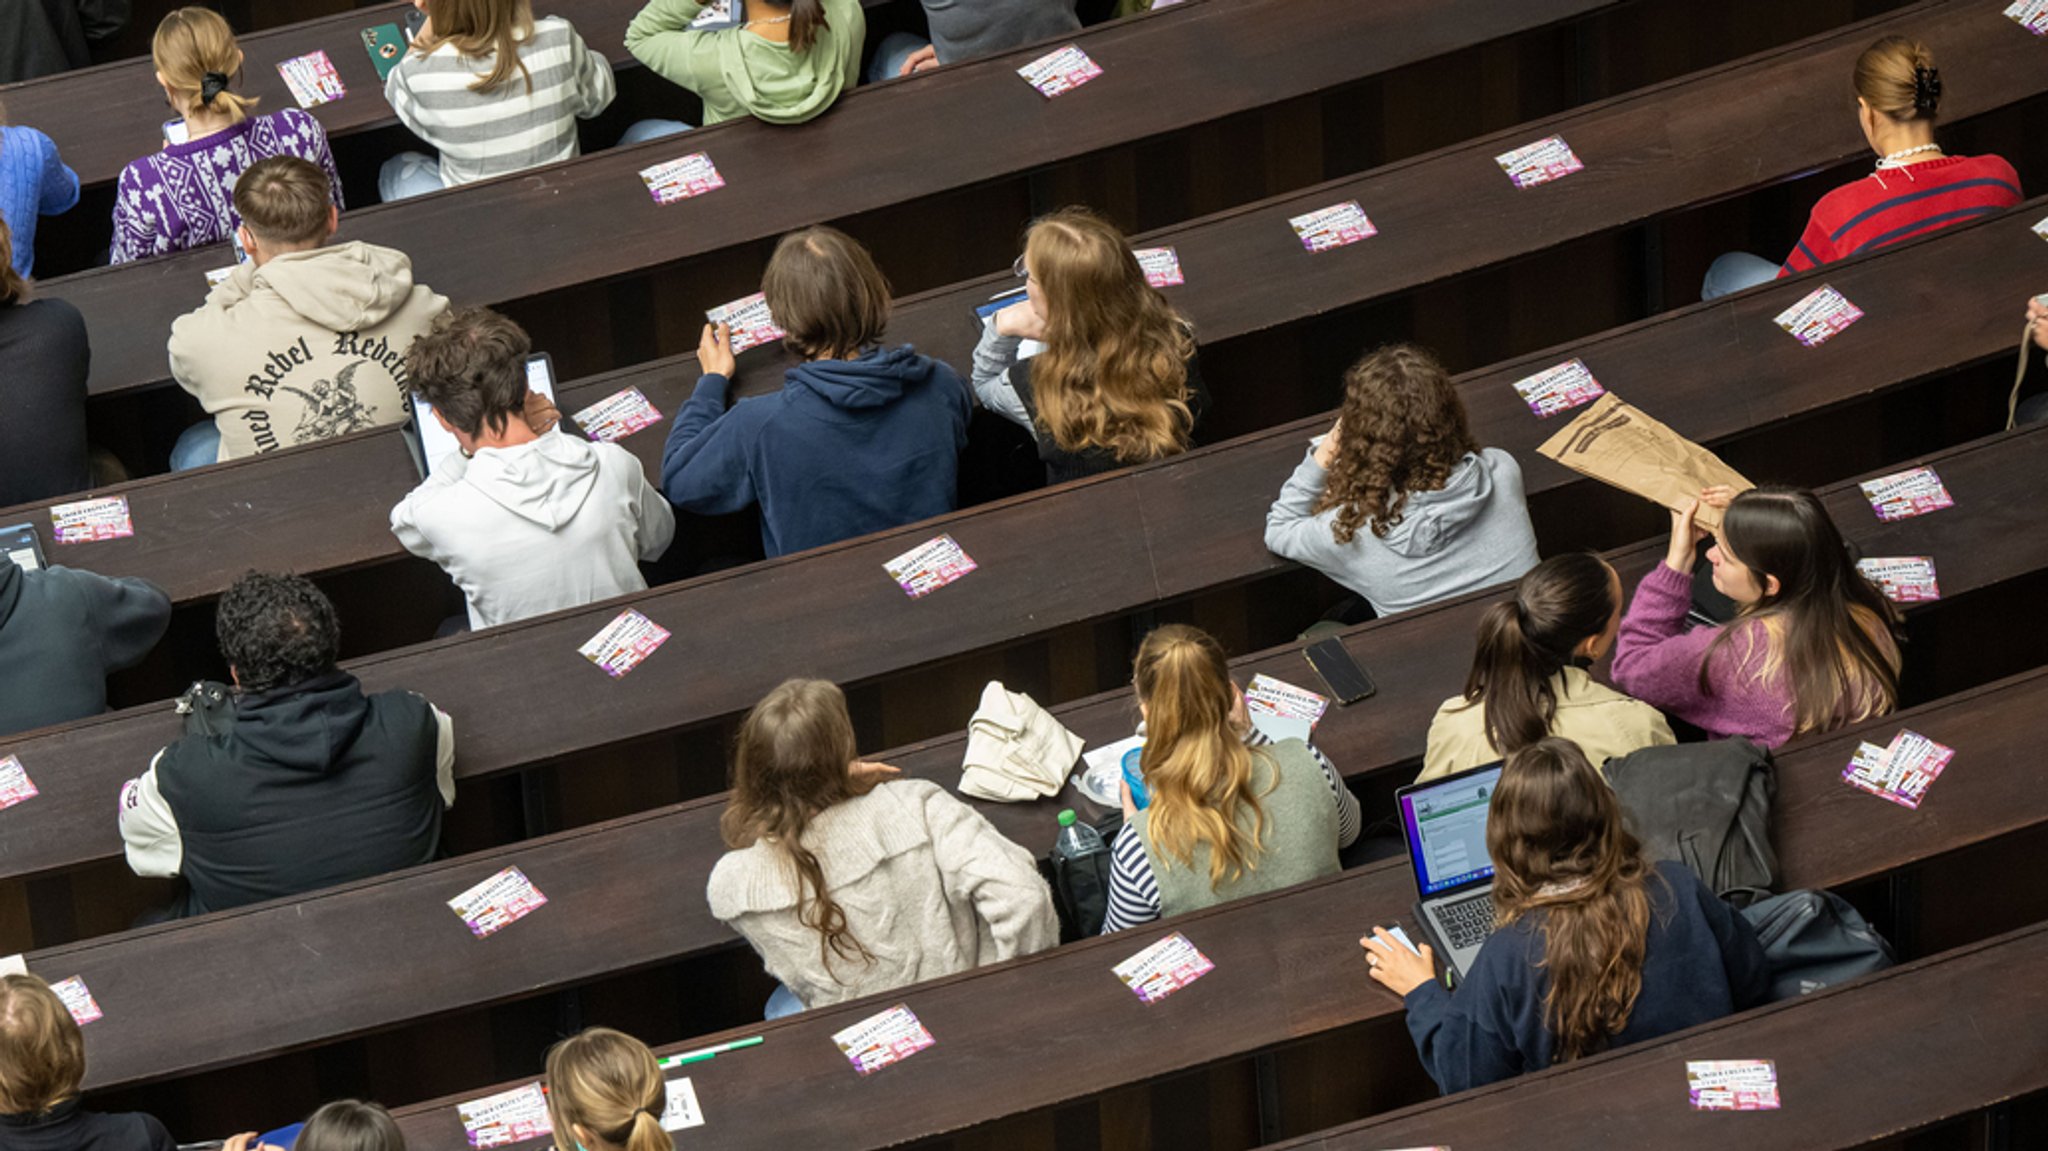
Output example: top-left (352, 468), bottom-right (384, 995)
top-left (389, 428), bottom-right (676, 630)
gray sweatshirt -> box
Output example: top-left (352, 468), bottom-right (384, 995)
top-left (1264, 441), bottom-right (1540, 616)
top-left (923, 0), bottom-right (1080, 64)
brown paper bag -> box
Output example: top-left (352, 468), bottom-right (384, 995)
top-left (1536, 394), bottom-right (1752, 529)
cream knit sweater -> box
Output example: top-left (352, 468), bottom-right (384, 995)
top-left (707, 779), bottom-right (1058, 1009)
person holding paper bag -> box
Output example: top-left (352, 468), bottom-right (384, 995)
top-left (0, 974), bottom-right (177, 1151)
top-left (542, 1029), bottom-right (671, 1151)
top-left (1610, 486), bottom-right (1901, 748)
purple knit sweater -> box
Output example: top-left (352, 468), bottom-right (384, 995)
top-left (109, 108), bottom-right (343, 264)
top-left (1610, 563), bottom-right (1798, 747)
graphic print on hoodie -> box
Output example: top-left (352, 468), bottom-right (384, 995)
top-left (167, 241), bottom-right (449, 462)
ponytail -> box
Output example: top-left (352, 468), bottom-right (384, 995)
top-left (152, 8), bottom-right (259, 123)
top-left (544, 1028), bottom-right (673, 1151)
top-left (1461, 554), bottom-right (1620, 758)
top-left (623, 1109), bottom-right (670, 1151)
top-left (785, 0), bottom-right (828, 53)
top-left (1132, 625), bottom-right (1269, 887)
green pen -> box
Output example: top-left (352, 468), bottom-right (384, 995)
top-left (659, 1035), bottom-right (764, 1068)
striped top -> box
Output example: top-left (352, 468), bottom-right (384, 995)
top-left (1777, 153), bottom-right (2020, 276)
top-left (384, 16), bottom-right (617, 189)
top-left (1100, 730), bottom-right (1360, 933)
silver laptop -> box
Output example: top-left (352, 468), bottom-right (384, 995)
top-left (1397, 760), bottom-right (1504, 983)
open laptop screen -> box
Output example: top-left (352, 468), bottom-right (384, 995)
top-left (410, 353), bottom-right (558, 478)
top-left (1398, 762), bottom-right (1503, 897)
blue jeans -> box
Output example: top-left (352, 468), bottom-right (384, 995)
top-left (379, 152), bottom-right (446, 202)
top-left (1700, 251), bottom-right (1781, 302)
top-left (619, 119), bottom-right (694, 146)
top-left (169, 421), bottom-right (222, 472)
top-left (867, 31), bottom-right (929, 83)
top-left (764, 983), bottom-right (805, 1020)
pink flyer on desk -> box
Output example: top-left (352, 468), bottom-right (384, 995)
top-left (578, 609), bottom-right (671, 677)
top-left (277, 50), bottom-right (346, 108)
top-left (1854, 557), bottom-right (1940, 603)
top-left (1245, 673), bottom-right (1328, 727)
top-left (1857, 466), bottom-right (1953, 522)
top-left (832, 1003), bottom-right (936, 1075)
top-left (572, 387), bottom-right (664, 443)
top-left (1112, 932), bottom-right (1215, 1003)
top-left (457, 1082), bottom-right (552, 1148)
top-left (1287, 201), bottom-right (1377, 253)
top-left (2006, 0), bottom-right (2048, 34)
top-left (1512, 359), bottom-right (1606, 418)
top-left (640, 153), bottom-right (725, 205)
top-left (447, 866), bottom-right (549, 939)
top-left (1018, 45), bottom-right (1102, 97)
top-left (884, 535), bottom-right (978, 598)
top-left (1496, 135), bottom-right (1584, 188)
top-left (1134, 247), bottom-right (1184, 288)
top-left (1842, 729), bottom-right (1953, 810)
top-left (0, 756), bottom-right (38, 811)
top-left (50, 976), bottom-right (102, 1026)
top-left (1773, 285), bottom-right (1864, 347)
top-left (1687, 1059), bottom-right (1781, 1111)
top-left (50, 496), bottom-right (133, 544)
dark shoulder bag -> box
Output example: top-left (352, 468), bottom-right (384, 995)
top-left (1605, 738), bottom-right (1778, 907)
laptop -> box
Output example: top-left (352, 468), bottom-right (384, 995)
top-left (1396, 760), bottom-right (1505, 984)
top-left (0, 523), bottom-right (48, 573)
top-left (405, 353), bottom-right (559, 479)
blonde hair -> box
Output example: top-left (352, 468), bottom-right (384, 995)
top-left (0, 975), bottom-right (86, 1116)
top-left (1133, 625), bottom-right (1270, 887)
top-left (153, 8), bottom-right (258, 123)
top-left (1023, 208), bottom-right (1196, 464)
top-left (417, 0), bottom-right (536, 94)
top-left (544, 1028), bottom-right (671, 1151)
top-left (1854, 35), bottom-right (1940, 122)
top-left (0, 217), bottom-right (28, 307)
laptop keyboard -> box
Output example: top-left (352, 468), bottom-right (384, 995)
top-left (1436, 893), bottom-right (1496, 951)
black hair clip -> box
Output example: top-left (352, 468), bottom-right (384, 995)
top-left (1911, 65), bottom-right (1942, 115)
top-left (199, 70), bottom-right (230, 104)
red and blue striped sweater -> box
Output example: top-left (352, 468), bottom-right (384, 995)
top-left (1777, 153), bottom-right (2021, 276)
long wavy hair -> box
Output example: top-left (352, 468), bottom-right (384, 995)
top-left (1703, 487), bottom-right (1902, 735)
top-left (1023, 208), bottom-right (1196, 464)
top-left (1488, 738), bottom-right (1655, 1062)
top-left (418, 0), bottom-right (536, 93)
top-left (1133, 625), bottom-right (1271, 887)
top-left (1461, 554), bottom-right (1620, 757)
top-left (1314, 344), bottom-right (1479, 544)
top-left (721, 679), bottom-right (874, 974)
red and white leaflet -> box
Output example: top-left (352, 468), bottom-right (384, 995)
top-left (883, 534), bottom-right (978, 599)
top-left (50, 976), bottom-right (102, 1026)
top-left (1017, 44), bottom-right (1102, 98)
top-left (1687, 1059), bottom-right (1781, 1111)
top-left (1772, 285), bottom-right (1864, 347)
top-left (448, 866), bottom-right (550, 939)
top-left (572, 387), bottom-right (664, 443)
top-left (1512, 359), bottom-right (1606, 418)
top-left (1857, 466), bottom-right (1953, 522)
top-left (1112, 932), bottom-right (1215, 1003)
top-left (50, 496), bottom-right (134, 544)
top-left (639, 153), bottom-right (725, 205)
top-left (0, 756), bottom-right (38, 811)
top-left (832, 1003), bottom-right (936, 1075)
top-left (1134, 247), bottom-right (1184, 288)
top-left (707, 291), bottom-right (787, 354)
top-left (1245, 673), bottom-right (1328, 728)
top-left (1496, 135), bottom-right (1584, 188)
top-left (1287, 201), bottom-right (1378, 253)
top-left (578, 609), bottom-right (672, 678)
top-left (2006, 0), bottom-right (2048, 34)
top-left (1854, 556), bottom-right (1941, 603)
top-left (457, 1082), bottom-right (552, 1149)
top-left (277, 50), bottom-right (346, 108)
top-left (1842, 729), bottom-right (1954, 810)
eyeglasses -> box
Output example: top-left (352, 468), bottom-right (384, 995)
top-left (1011, 254), bottom-right (1029, 279)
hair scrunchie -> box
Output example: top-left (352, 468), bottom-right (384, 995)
top-left (199, 70), bottom-right (230, 105)
top-left (1911, 65), bottom-right (1942, 115)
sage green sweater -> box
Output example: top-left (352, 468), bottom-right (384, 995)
top-left (624, 0), bottom-right (864, 125)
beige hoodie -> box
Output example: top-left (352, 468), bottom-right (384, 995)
top-left (168, 242), bottom-right (448, 462)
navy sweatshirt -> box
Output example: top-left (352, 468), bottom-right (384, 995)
top-left (659, 345), bottom-right (972, 558)
top-left (1403, 860), bottom-right (1770, 1093)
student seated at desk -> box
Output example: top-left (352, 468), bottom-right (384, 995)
top-left (112, 8), bottom-right (343, 264)
top-left (1612, 486), bottom-right (1901, 748)
top-left (0, 0), bottom-right (129, 84)
top-left (543, 1028), bottom-right (672, 1151)
top-left (624, 0), bottom-right (863, 134)
top-left (869, 0), bottom-right (1081, 81)
top-left (707, 679), bottom-right (1057, 1017)
top-left (0, 218), bottom-right (89, 505)
top-left (222, 1100), bottom-right (406, 1151)
top-left (1422, 553), bottom-right (1673, 782)
top-left (0, 552), bottom-right (171, 741)
top-left (1101, 625), bottom-right (1357, 933)
top-left (1361, 738), bottom-right (1770, 1094)
top-left (0, 974), bottom-right (175, 1151)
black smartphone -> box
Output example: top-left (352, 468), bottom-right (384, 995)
top-left (1304, 638), bottom-right (1375, 705)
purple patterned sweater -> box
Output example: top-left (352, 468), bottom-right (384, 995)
top-left (109, 108), bottom-right (343, 264)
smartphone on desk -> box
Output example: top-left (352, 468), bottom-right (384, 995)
top-left (1304, 637), bottom-right (1376, 705)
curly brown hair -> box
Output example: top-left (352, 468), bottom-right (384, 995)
top-left (1314, 344), bottom-right (1479, 544)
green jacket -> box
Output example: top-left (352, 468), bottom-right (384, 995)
top-left (625, 0), bottom-right (865, 125)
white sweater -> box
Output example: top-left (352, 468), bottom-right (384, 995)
top-left (707, 779), bottom-right (1059, 1009)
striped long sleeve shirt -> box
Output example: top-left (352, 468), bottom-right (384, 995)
top-left (383, 16), bottom-right (616, 189)
top-left (1776, 153), bottom-right (2020, 277)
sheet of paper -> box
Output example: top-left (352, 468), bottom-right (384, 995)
top-left (447, 866), bottom-right (549, 939)
top-left (1133, 246), bottom-right (1184, 288)
top-left (1686, 1059), bottom-right (1781, 1111)
top-left (1496, 135), bottom-right (1584, 188)
top-left (707, 291), bottom-right (787, 354)
top-left (1512, 359), bottom-right (1606, 419)
top-left (1857, 466), bottom-right (1953, 522)
top-left (457, 1082), bottom-right (552, 1149)
top-left (640, 153), bottom-right (725, 204)
top-left (49, 976), bottom-right (102, 1026)
top-left (2005, 0), bottom-right (2048, 34)
top-left (0, 955), bottom-right (24, 977)
top-left (1076, 733), bottom-right (1145, 807)
top-left (1287, 201), bottom-right (1378, 253)
top-left (1245, 674), bottom-right (1329, 728)
top-left (572, 387), bottom-right (664, 443)
top-left (0, 756), bottom-right (39, 812)
top-left (50, 496), bottom-right (134, 544)
top-left (832, 1003), bottom-right (935, 1075)
top-left (1247, 710), bottom-right (1312, 746)
top-left (1854, 556), bottom-right (1940, 603)
top-left (883, 534), bottom-right (978, 598)
top-left (1017, 44), bottom-right (1102, 97)
top-left (1534, 394), bottom-right (1753, 530)
top-left (660, 1077), bottom-right (705, 1132)
top-left (1112, 932), bottom-right (1215, 1003)
top-left (1773, 285), bottom-right (1864, 347)
top-left (277, 50), bottom-right (346, 108)
top-left (578, 609), bottom-right (672, 678)
top-left (1843, 729), bottom-right (1953, 810)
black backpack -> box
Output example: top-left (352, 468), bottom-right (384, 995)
top-left (1041, 811), bottom-right (1121, 942)
top-left (1740, 889), bottom-right (1896, 1000)
top-left (1605, 739), bottom-right (1778, 907)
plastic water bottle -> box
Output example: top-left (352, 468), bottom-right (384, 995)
top-left (1053, 808), bottom-right (1108, 861)
top-left (1051, 809), bottom-right (1111, 935)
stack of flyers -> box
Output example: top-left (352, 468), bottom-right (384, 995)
top-left (578, 609), bottom-right (672, 678)
top-left (277, 50), bottom-right (347, 108)
top-left (1245, 673), bottom-right (1329, 728)
top-left (1287, 201), bottom-right (1378, 253)
top-left (707, 292), bottom-right (787, 354)
top-left (50, 496), bottom-right (134, 544)
top-left (1134, 247), bottom-right (1184, 288)
top-left (660, 1078), bottom-right (705, 1132)
top-left (1496, 135), bottom-right (1584, 188)
top-left (448, 866), bottom-right (550, 938)
top-left (2006, 0), bottom-right (2048, 34)
top-left (1773, 285), bottom-right (1864, 347)
top-left (883, 534), bottom-right (978, 598)
top-left (1112, 932), bottom-right (1215, 1003)
top-left (1687, 1059), bottom-right (1781, 1111)
top-left (1858, 466), bottom-right (1954, 522)
top-left (1017, 45), bottom-right (1102, 98)
top-left (831, 1004), bottom-right (936, 1076)
top-left (0, 756), bottom-right (38, 811)
top-left (457, 1082), bottom-right (552, 1148)
top-left (1842, 729), bottom-right (1954, 810)
top-left (1512, 359), bottom-right (1606, 418)
top-left (572, 387), bottom-right (664, 443)
top-left (49, 976), bottom-right (102, 1026)
top-left (1854, 556), bottom-right (1941, 603)
top-left (640, 153), bottom-right (725, 205)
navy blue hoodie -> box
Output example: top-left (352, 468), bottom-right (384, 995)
top-left (659, 345), bottom-right (972, 557)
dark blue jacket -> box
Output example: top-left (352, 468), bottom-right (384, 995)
top-left (659, 345), bottom-right (972, 558)
top-left (1403, 860), bottom-right (1770, 1093)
